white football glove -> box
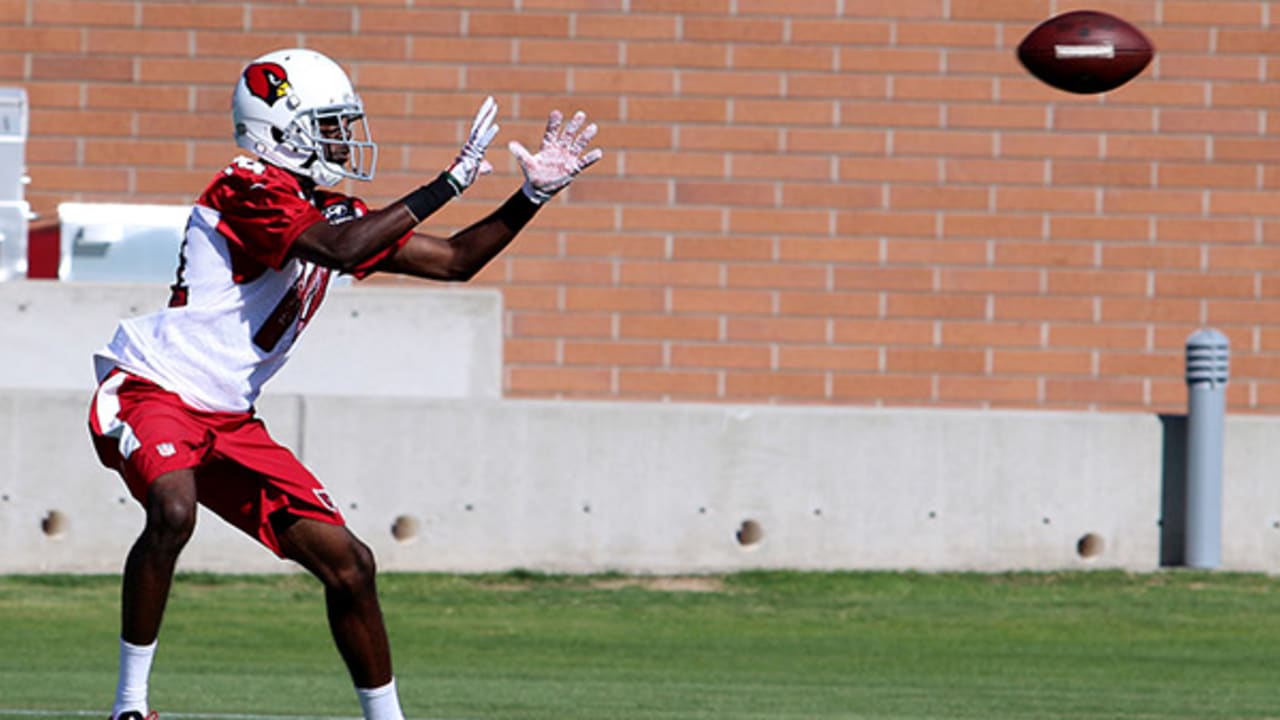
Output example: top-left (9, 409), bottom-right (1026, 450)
top-left (508, 109), bottom-right (603, 205)
top-left (445, 96), bottom-right (499, 194)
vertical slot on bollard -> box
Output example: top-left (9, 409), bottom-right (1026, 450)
top-left (1184, 328), bottom-right (1229, 569)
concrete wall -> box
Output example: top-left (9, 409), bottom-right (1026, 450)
top-left (3, 281), bottom-right (1276, 576)
top-left (0, 281), bottom-right (502, 399)
top-left (4, 389), bottom-right (1181, 575)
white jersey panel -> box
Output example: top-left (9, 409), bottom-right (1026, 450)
top-left (94, 203), bottom-right (329, 413)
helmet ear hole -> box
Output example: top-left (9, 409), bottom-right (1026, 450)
top-left (270, 127), bottom-right (286, 144)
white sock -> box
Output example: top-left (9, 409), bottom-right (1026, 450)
top-left (356, 677), bottom-right (405, 720)
top-left (112, 637), bottom-right (157, 718)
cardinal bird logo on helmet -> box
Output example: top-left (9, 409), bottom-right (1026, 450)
top-left (243, 62), bottom-right (291, 107)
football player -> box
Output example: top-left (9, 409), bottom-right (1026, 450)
top-left (88, 47), bottom-right (602, 720)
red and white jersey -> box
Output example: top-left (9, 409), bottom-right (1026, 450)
top-left (94, 156), bottom-right (407, 413)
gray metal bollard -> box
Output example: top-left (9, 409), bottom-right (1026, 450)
top-left (1184, 328), bottom-right (1229, 569)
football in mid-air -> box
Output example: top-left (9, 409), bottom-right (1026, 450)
top-left (1016, 10), bottom-right (1154, 94)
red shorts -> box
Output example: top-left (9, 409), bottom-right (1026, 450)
top-left (88, 369), bottom-right (344, 557)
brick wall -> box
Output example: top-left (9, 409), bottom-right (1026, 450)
top-left (5, 0), bottom-right (1278, 412)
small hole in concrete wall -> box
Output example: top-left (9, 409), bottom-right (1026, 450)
top-left (41, 510), bottom-right (68, 539)
top-left (390, 515), bottom-right (419, 543)
top-left (736, 519), bottom-right (763, 547)
top-left (1077, 533), bottom-right (1105, 559)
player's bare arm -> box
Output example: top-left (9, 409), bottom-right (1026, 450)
top-left (291, 96), bottom-right (502, 274)
top-left (375, 107), bottom-right (604, 281)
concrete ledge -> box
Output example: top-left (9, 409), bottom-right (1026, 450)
top-left (3, 390), bottom-right (1201, 574)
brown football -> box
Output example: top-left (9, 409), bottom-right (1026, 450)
top-left (1016, 10), bottom-right (1154, 94)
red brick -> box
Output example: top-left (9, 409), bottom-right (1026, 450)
top-left (898, 20), bottom-right (998, 47)
top-left (790, 19), bottom-right (891, 45)
top-left (679, 126), bottom-right (780, 152)
top-left (728, 263), bottom-right (826, 290)
top-left (894, 130), bottom-right (994, 157)
top-left (1002, 132), bottom-right (1101, 160)
top-left (942, 321), bottom-right (1041, 348)
top-left (621, 261), bottom-right (721, 288)
top-left (841, 157), bottom-right (939, 183)
top-left (993, 296), bottom-right (1094, 322)
top-left (1106, 135), bottom-right (1209, 162)
top-left (1104, 189), bottom-right (1204, 215)
top-left (779, 292), bottom-right (879, 318)
top-left (1161, 54), bottom-right (1263, 82)
top-left (513, 312), bottom-right (612, 338)
top-left (944, 214), bottom-right (1042, 240)
top-left (574, 14), bottom-right (677, 40)
top-left (727, 317), bottom-right (827, 343)
top-left (777, 346), bottom-right (878, 372)
top-left (890, 186), bottom-right (987, 211)
top-left (732, 207), bottom-right (829, 233)
top-left (34, 1), bottom-right (131, 26)
top-left (836, 101), bottom-right (938, 128)
top-left (840, 48), bottom-right (941, 74)
top-left (628, 42), bottom-right (728, 69)
top-left (997, 188), bottom-right (1097, 213)
top-left (725, 371), bottom-right (828, 399)
top-left (618, 370), bottom-right (719, 397)
top-left (1044, 378), bottom-right (1144, 407)
top-left (680, 70), bottom-right (783, 98)
top-left (779, 237), bottom-right (878, 263)
top-left (1052, 160), bottom-right (1150, 188)
top-left (951, 0), bottom-right (1049, 21)
top-left (887, 348), bottom-right (984, 374)
top-left (995, 241), bottom-right (1094, 268)
top-left (570, 68), bottom-right (673, 95)
top-left (1102, 244), bottom-right (1200, 270)
top-left (888, 239), bottom-right (986, 266)
top-left (1047, 270), bottom-right (1148, 297)
top-left (1101, 298), bottom-right (1202, 324)
top-left (834, 267), bottom-right (932, 292)
top-left (886, 293), bottom-right (986, 319)
top-left (1, 28), bottom-right (80, 53)
top-left (1099, 352), bottom-right (1182, 378)
top-left (938, 376), bottom-right (1039, 404)
top-left (993, 350), bottom-right (1092, 376)
top-left (1160, 218), bottom-right (1256, 244)
top-left (509, 367), bottom-right (613, 396)
top-left (1163, 1), bottom-right (1261, 26)
top-left (563, 287), bottom-right (664, 312)
top-left (619, 314), bottom-right (720, 341)
top-left (672, 343), bottom-right (771, 369)
top-left (675, 235), bottom-right (774, 261)
top-left (1048, 324), bottom-right (1147, 351)
top-left (831, 373), bottom-right (932, 401)
top-left (836, 211), bottom-right (935, 238)
top-left (504, 338), bottom-right (558, 365)
top-left (734, 45), bottom-right (835, 72)
top-left (563, 341), bottom-right (663, 366)
top-left (941, 269), bottom-right (1040, 294)
top-left (620, 206), bottom-right (722, 233)
top-left (1157, 273), bottom-right (1255, 300)
top-left (947, 158), bottom-right (1044, 185)
top-left (671, 289), bottom-right (773, 314)
top-left (358, 8), bottom-right (462, 35)
top-left (1161, 163), bottom-right (1257, 190)
top-left (683, 16), bottom-right (783, 42)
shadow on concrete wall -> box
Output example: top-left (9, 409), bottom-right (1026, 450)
top-left (1159, 414), bottom-right (1186, 567)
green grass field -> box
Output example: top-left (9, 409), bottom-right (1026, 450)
top-left (1, 569), bottom-right (1278, 720)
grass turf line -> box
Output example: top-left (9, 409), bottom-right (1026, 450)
top-left (1, 570), bottom-right (1278, 720)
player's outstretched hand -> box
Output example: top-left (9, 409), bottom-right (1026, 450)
top-left (509, 109), bottom-right (603, 205)
top-left (445, 96), bottom-right (499, 195)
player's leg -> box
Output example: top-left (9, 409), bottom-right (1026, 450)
top-left (122, 468), bottom-right (199, 643)
top-left (90, 372), bottom-right (215, 720)
top-left (274, 514), bottom-right (405, 720)
top-left (112, 467), bottom-right (198, 720)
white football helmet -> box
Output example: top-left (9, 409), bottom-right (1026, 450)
top-left (231, 48), bottom-right (377, 187)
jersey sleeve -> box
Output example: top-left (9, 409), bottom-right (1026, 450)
top-left (315, 193), bottom-right (413, 279)
top-left (200, 159), bottom-right (326, 271)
